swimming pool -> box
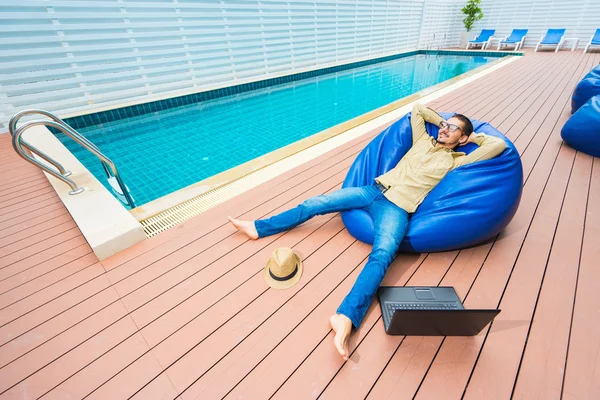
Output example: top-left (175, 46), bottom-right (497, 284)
top-left (57, 51), bottom-right (504, 208)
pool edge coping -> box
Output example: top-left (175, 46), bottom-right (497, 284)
top-left (24, 125), bottom-right (147, 260)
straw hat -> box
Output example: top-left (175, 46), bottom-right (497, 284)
top-left (263, 247), bottom-right (303, 289)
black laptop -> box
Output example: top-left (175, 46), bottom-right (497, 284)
top-left (378, 286), bottom-right (500, 336)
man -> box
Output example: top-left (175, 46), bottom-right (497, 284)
top-left (228, 103), bottom-right (506, 360)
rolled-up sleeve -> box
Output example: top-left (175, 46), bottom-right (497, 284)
top-left (410, 103), bottom-right (444, 144)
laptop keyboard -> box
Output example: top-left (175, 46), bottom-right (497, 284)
top-left (387, 302), bottom-right (459, 315)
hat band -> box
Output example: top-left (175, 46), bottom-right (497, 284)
top-left (269, 265), bottom-right (298, 282)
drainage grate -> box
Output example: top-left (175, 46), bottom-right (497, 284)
top-left (140, 172), bottom-right (267, 237)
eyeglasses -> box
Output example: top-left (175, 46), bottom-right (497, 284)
top-left (440, 120), bottom-right (462, 133)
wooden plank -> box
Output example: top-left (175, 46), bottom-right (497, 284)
top-left (0, 235), bottom-right (89, 282)
top-left (478, 53), bottom-right (577, 130)
top-left (468, 53), bottom-right (572, 120)
top-left (1, 313), bottom-right (136, 398)
top-left (487, 52), bottom-right (577, 132)
top-left (0, 169), bottom-right (47, 187)
top-left (0, 185), bottom-right (54, 206)
top-left (85, 352), bottom-right (170, 400)
top-left (0, 284), bottom-right (118, 371)
top-left (507, 154), bottom-right (591, 399)
top-left (429, 53), bottom-right (537, 111)
top-left (0, 291), bottom-right (129, 396)
top-left (0, 198), bottom-right (61, 226)
top-left (0, 249), bottom-right (96, 306)
top-left (0, 220), bottom-right (77, 256)
top-left (0, 227), bottom-right (83, 268)
top-left (562, 164), bottom-right (600, 400)
top-left (107, 219), bottom-right (360, 399)
top-left (0, 201), bottom-right (67, 234)
top-left (40, 332), bottom-right (152, 400)
top-left (0, 208), bottom-right (70, 243)
top-left (507, 55), bottom-right (588, 150)
top-left (436, 52), bottom-right (567, 117)
top-left (0, 265), bottom-right (107, 341)
top-left (451, 51), bottom-right (573, 121)
top-left (0, 175), bottom-right (49, 196)
top-left (0, 192), bottom-right (62, 221)
top-left (129, 373), bottom-right (180, 400)
top-left (0, 179), bottom-right (52, 202)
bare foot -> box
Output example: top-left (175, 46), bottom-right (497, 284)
top-left (330, 314), bottom-right (353, 360)
top-left (228, 216), bottom-right (259, 240)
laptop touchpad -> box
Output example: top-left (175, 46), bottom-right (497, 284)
top-left (415, 288), bottom-right (435, 300)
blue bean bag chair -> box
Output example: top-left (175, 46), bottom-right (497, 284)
top-left (341, 112), bottom-right (523, 253)
top-left (562, 95), bottom-right (600, 157)
top-left (572, 65), bottom-right (600, 113)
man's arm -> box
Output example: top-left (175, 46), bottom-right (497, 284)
top-left (411, 103), bottom-right (444, 144)
top-left (453, 133), bottom-right (507, 168)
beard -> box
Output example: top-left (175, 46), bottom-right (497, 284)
top-left (437, 135), bottom-right (453, 144)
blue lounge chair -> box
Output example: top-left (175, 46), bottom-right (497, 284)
top-left (466, 29), bottom-right (496, 50)
top-left (535, 28), bottom-right (566, 52)
top-left (584, 29), bottom-right (600, 53)
top-left (497, 29), bottom-right (528, 51)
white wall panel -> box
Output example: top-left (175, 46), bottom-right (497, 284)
top-left (1, 0), bottom-right (596, 131)
top-left (418, 1), bottom-right (463, 49)
top-left (0, 0), bottom-right (430, 129)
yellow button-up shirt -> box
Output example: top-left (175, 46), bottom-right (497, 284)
top-left (375, 103), bottom-right (507, 213)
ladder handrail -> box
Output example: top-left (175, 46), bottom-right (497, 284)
top-left (426, 33), bottom-right (436, 51)
top-left (437, 33), bottom-right (447, 51)
top-left (9, 110), bottom-right (136, 208)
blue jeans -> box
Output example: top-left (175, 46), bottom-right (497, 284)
top-left (255, 185), bottom-right (409, 328)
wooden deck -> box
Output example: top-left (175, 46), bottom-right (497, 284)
top-left (1, 49), bottom-right (599, 400)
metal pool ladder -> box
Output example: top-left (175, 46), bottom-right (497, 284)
top-left (9, 110), bottom-right (136, 208)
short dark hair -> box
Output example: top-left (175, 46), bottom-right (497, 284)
top-left (452, 114), bottom-right (474, 136)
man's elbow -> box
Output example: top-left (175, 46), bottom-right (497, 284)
top-left (412, 103), bottom-right (426, 113)
top-left (493, 141), bottom-right (507, 157)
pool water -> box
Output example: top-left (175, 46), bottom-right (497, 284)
top-left (58, 54), bottom-right (494, 207)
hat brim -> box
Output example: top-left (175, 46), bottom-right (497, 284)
top-left (263, 255), bottom-right (303, 290)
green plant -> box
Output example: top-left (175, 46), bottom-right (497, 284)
top-left (462, 0), bottom-right (484, 32)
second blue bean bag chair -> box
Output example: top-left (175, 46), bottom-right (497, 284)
top-left (572, 65), bottom-right (600, 114)
top-left (341, 112), bottom-right (523, 253)
top-left (562, 95), bottom-right (600, 157)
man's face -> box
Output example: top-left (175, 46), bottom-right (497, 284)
top-left (437, 117), bottom-right (468, 147)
